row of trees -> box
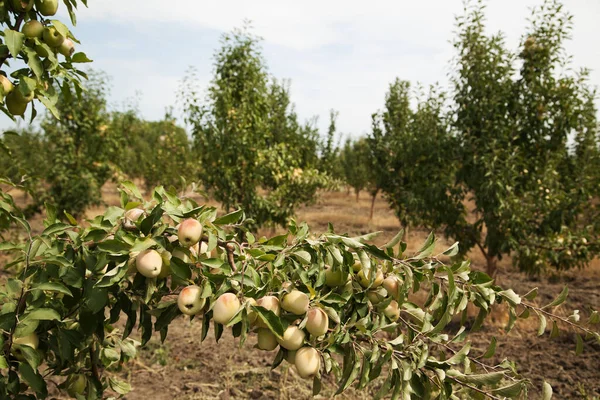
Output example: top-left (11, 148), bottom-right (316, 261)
top-left (339, 0), bottom-right (600, 275)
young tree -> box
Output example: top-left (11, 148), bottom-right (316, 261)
top-left (452, 0), bottom-right (599, 274)
top-left (40, 71), bottom-right (120, 218)
top-left (182, 27), bottom-right (328, 229)
top-left (369, 81), bottom-right (462, 237)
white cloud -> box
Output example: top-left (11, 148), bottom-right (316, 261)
top-left (1, 0), bottom-right (598, 137)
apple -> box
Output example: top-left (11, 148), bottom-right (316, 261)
top-left (157, 252), bottom-right (172, 279)
top-left (281, 290), bottom-right (309, 315)
top-left (212, 293), bottom-right (241, 325)
top-left (177, 285), bottom-right (206, 315)
top-left (306, 308), bottom-right (328, 337)
top-left (295, 347), bottom-right (320, 379)
top-left (256, 328), bottom-right (278, 351)
top-left (6, 91), bottom-right (27, 116)
top-left (352, 261), bottom-right (362, 272)
top-left (12, 332), bottom-right (39, 360)
top-left (384, 300), bottom-right (400, 321)
top-left (66, 374), bottom-right (86, 398)
top-left (366, 288), bottom-right (387, 304)
top-left (11, 0), bottom-right (33, 12)
top-left (13, 86), bottom-right (34, 103)
top-left (382, 275), bottom-right (402, 299)
top-left (357, 267), bottom-right (384, 288)
top-left (135, 249), bottom-right (162, 278)
top-left (22, 20), bottom-right (44, 38)
top-left (254, 296), bottom-right (280, 328)
top-left (324, 265), bottom-right (345, 287)
top-left (123, 208), bottom-right (144, 230)
top-left (177, 218), bottom-right (202, 246)
top-left (0, 75), bottom-right (14, 96)
top-left (246, 298), bottom-right (258, 324)
top-left (35, 0), bottom-right (58, 16)
top-left (43, 27), bottom-right (64, 47)
top-left (172, 247), bottom-right (190, 263)
top-left (58, 38), bottom-right (75, 57)
top-left (276, 326), bottom-right (305, 351)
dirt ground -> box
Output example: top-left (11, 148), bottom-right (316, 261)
top-left (4, 185), bottom-right (600, 399)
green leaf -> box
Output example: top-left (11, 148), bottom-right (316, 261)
top-left (4, 29), bottom-right (24, 58)
top-left (170, 257), bottom-right (192, 281)
top-left (109, 377), bottom-right (132, 395)
top-left (31, 282), bottom-right (72, 297)
top-left (499, 289), bottom-right (521, 306)
top-left (575, 334), bottom-right (583, 355)
top-left (523, 287), bottom-right (538, 301)
top-left (446, 342), bottom-right (470, 365)
top-left (71, 52), bottom-right (93, 63)
top-left (50, 20), bottom-right (70, 38)
top-left (543, 286), bottom-right (568, 309)
top-left (19, 362), bottom-right (45, 395)
top-left (16, 344), bottom-right (41, 369)
top-left (23, 308), bottom-right (61, 321)
top-left (455, 371), bottom-right (505, 386)
top-left (537, 313), bottom-right (546, 336)
top-left (0, 355), bottom-right (8, 368)
top-left (120, 181), bottom-right (143, 200)
top-left (213, 209), bottom-right (243, 225)
top-left (482, 336), bottom-right (496, 358)
top-left (384, 229), bottom-right (404, 249)
top-left (42, 222), bottom-right (72, 236)
top-left (251, 306), bottom-right (284, 338)
top-left (492, 381), bottom-right (525, 397)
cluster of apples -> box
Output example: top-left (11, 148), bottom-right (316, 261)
top-left (324, 262), bottom-right (402, 321)
top-left (178, 287), bottom-right (323, 379)
top-left (1, 0), bottom-right (75, 116)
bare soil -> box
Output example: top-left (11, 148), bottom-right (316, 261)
top-left (5, 185), bottom-right (599, 399)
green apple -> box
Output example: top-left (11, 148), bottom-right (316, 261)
top-left (13, 86), bottom-right (35, 103)
top-left (135, 249), bottom-right (162, 278)
top-left (35, 0), bottom-right (58, 16)
top-left (66, 374), bottom-right (86, 398)
top-left (43, 27), bottom-right (65, 47)
top-left (0, 75), bottom-right (14, 96)
top-left (22, 20), bottom-right (44, 38)
top-left (12, 332), bottom-right (39, 360)
top-left (58, 38), bottom-right (75, 57)
top-left (324, 265), bottom-right (345, 287)
top-left (11, 0), bottom-right (34, 12)
top-left (6, 91), bottom-right (28, 115)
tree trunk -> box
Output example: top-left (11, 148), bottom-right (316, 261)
top-left (486, 255), bottom-right (498, 277)
top-left (355, 190), bottom-right (360, 203)
top-left (369, 193), bottom-right (377, 221)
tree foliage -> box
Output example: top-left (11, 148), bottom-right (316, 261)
top-left (0, 182), bottom-right (596, 399)
top-left (181, 27), bottom-right (329, 229)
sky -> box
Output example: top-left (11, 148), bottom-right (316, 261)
top-left (2, 0), bottom-right (599, 138)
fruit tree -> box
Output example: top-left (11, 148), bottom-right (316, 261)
top-left (0, 181), bottom-right (598, 398)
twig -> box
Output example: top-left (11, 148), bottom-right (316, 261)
top-left (90, 341), bottom-right (100, 381)
top-left (447, 376), bottom-right (504, 400)
top-left (524, 302), bottom-right (598, 337)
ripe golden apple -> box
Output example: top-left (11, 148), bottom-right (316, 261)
top-left (177, 285), bottom-right (206, 315)
top-left (0, 75), bottom-right (13, 95)
top-left (58, 38), bottom-right (75, 57)
top-left (357, 267), bottom-right (384, 288)
top-left (281, 290), bottom-right (309, 315)
top-left (123, 208), bottom-right (144, 230)
top-left (212, 293), bottom-right (241, 325)
top-left (135, 249), bottom-right (162, 278)
top-left (306, 308), bottom-right (328, 337)
top-left (295, 347), bottom-right (320, 379)
top-left (277, 326), bottom-right (305, 351)
top-left (256, 328), bottom-right (278, 351)
top-left (366, 288), bottom-right (387, 304)
top-left (178, 218), bottom-right (203, 246)
top-left (382, 275), bottom-right (401, 299)
top-left (384, 300), bottom-right (400, 321)
top-left (12, 332), bottom-right (39, 360)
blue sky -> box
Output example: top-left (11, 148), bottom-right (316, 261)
top-left (2, 0), bottom-right (599, 138)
